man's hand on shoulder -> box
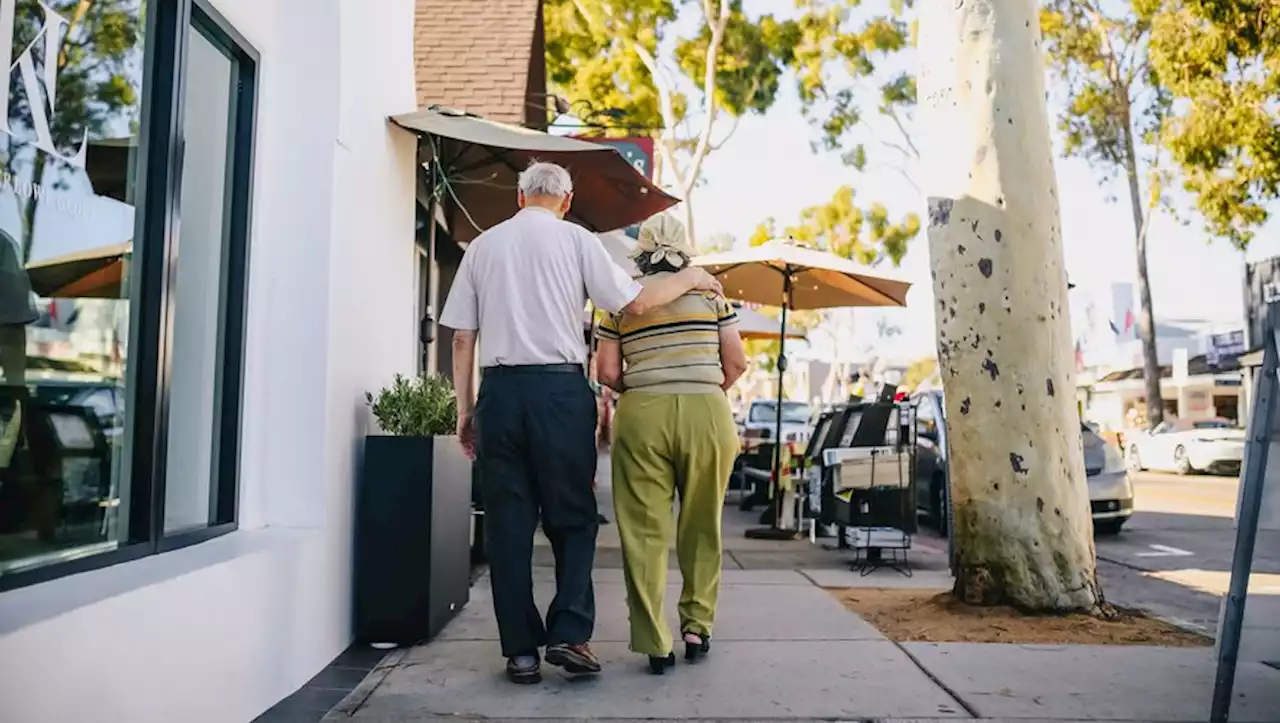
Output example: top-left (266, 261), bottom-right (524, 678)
top-left (681, 267), bottom-right (723, 296)
top-left (623, 265), bottom-right (723, 316)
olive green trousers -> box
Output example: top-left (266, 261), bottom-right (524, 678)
top-left (610, 390), bottom-right (739, 656)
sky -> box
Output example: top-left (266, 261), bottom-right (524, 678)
top-left (679, 36), bottom-right (1270, 363)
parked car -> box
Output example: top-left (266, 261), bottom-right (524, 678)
top-left (739, 399), bottom-right (812, 452)
top-left (911, 390), bottom-right (1135, 535)
top-left (1126, 417), bottom-right (1244, 476)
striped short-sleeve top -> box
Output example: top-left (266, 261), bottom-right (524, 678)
top-left (596, 274), bottom-right (738, 394)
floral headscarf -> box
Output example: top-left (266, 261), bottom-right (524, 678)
top-left (634, 213), bottom-right (694, 270)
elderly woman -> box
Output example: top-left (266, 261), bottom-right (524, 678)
top-left (595, 214), bottom-right (747, 675)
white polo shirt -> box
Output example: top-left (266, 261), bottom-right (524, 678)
top-left (439, 207), bottom-right (643, 368)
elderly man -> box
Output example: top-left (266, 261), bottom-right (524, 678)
top-left (440, 161), bottom-right (722, 684)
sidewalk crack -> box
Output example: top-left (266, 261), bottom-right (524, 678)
top-left (893, 641), bottom-right (980, 719)
top-left (795, 568), bottom-right (823, 587)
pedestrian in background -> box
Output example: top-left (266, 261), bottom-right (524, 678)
top-left (440, 162), bottom-right (723, 684)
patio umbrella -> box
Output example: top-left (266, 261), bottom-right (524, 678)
top-left (598, 229), bottom-right (640, 278)
top-left (26, 242), bottom-right (131, 299)
top-left (391, 106), bottom-right (681, 243)
top-left (694, 239), bottom-right (911, 537)
top-left (734, 303), bottom-right (807, 341)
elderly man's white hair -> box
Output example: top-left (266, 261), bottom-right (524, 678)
top-left (518, 161), bottom-right (574, 199)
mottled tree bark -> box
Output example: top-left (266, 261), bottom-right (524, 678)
top-left (918, 0), bottom-right (1100, 611)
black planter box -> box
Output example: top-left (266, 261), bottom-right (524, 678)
top-left (354, 435), bottom-right (472, 645)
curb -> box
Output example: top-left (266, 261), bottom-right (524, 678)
top-left (324, 647), bottom-right (409, 720)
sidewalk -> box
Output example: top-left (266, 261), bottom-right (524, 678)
top-left (324, 459), bottom-right (1280, 722)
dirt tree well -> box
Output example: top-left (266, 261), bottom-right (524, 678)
top-left (918, 0), bottom-right (1100, 611)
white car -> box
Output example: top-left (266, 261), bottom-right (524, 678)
top-left (739, 399), bottom-right (812, 452)
top-left (910, 390), bottom-right (1134, 534)
top-left (1126, 417), bottom-right (1245, 476)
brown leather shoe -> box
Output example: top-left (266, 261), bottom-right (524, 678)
top-left (544, 642), bottom-right (601, 674)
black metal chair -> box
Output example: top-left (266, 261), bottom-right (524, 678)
top-left (737, 443), bottom-right (775, 512)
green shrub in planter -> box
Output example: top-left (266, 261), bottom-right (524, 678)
top-left (356, 373), bottom-right (471, 644)
top-left (365, 374), bottom-right (458, 437)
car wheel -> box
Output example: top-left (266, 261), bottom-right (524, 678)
top-left (1174, 446), bottom-right (1195, 476)
top-left (1094, 518), bottom-right (1125, 535)
top-left (931, 476), bottom-right (948, 535)
top-left (1127, 446), bottom-right (1144, 472)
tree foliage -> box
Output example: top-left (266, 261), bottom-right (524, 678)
top-left (1040, 1), bottom-right (1169, 181)
top-left (1040, 0), bottom-right (1168, 428)
top-left (544, 0), bottom-right (682, 140)
top-left (545, 0), bottom-right (798, 243)
top-left (674, 7), bottom-right (800, 118)
top-left (544, 0), bottom-right (921, 257)
top-left (790, 0), bottom-right (918, 171)
top-left (750, 185), bottom-right (918, 265)
top-left (1149, 0), bottom-right (1280, 249)
top-left (899, 355), bottom-right (938, 392)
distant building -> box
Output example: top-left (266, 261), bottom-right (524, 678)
top-left (1070, 282), bottom-right (1245, 430)
top-left (1244, 255), bottom-right (1280, 349)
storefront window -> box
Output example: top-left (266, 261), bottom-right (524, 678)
top-left (0, 0), bottom-right (256, 587)
top-left (163, 22), bottom-right (234, 534)
top-left (0, 0), bottom-right (147, 577)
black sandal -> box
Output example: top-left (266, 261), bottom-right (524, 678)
top-left (648, 652), bottom-right (676, 675)
top-left (683, 631), bottom-right (711, 662)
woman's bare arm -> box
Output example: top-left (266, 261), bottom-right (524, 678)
top-left (719, 325), bottom-right (747, 391)
top-left (596, 338), bottom-right (625, 393)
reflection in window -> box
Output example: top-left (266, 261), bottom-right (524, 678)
top-left (0, 0), bottom-right (146, 577)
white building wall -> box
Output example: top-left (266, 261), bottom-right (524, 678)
top-left (0, 1), bottom-right (419, 721)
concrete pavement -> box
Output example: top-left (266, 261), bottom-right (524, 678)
top-left (1088, 471), bottom-right (1280, 662)
top-left (328, 567), bottom-right (1280, 721)
top-left (324, 463), bottom-right (1280, 722)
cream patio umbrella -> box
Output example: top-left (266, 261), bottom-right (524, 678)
top-left (694, 239), bottom-right (911, 537)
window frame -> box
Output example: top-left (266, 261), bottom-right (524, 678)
top-left (0, 0), bottom-right (259, 593)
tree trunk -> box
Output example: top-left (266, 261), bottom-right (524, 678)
top-left (1121, 129), bottom-right (1162, 429)
top-left (681, 192), bottom-right (697, 250)
top-left (918, 0), bottom-right (1100, 611)
top-left (19, 151), bottom-right (47, 262)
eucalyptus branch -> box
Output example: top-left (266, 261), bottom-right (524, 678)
top-left (852, 115), bottom-right (914, 163)
top-left (1135, 122), bottom-right (1168, 249)
top-left (884, 106), bottom-right (920, 159)
top-left (683, 0), bottom-right (731, 193)
top-left (879, 161), bottom-right (921, 194)
top-left (710, 113), bottom-right (742, 151)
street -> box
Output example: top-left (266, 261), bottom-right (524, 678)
top-left (1095, 471), bottom-right (1280, 636)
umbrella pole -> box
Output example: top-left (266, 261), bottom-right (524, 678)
top-left (746, 273), bottom-right (797, 540)
top-left (771, 279), bottom-right (791, 530)
top-left (422, 156), bottom-right (440, 375)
